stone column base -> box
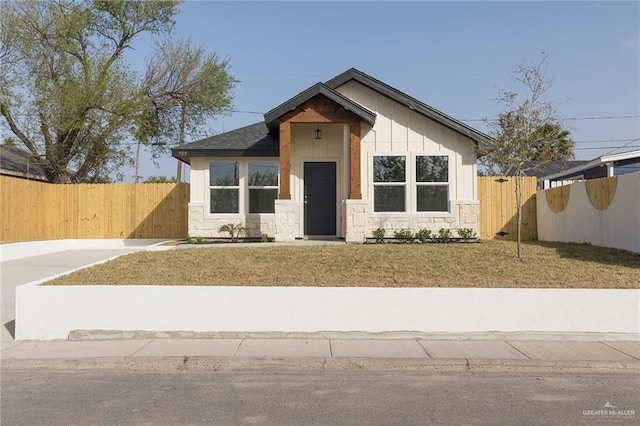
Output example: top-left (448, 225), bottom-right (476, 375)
top-left (275, 199), bottom-right (299, 242)
top-left (345, 199), bottom-right (368, 243)
top-left (454, 200), bottom-right (480, 237)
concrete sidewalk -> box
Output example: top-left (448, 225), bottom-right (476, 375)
top-left (1, 240), bottom-right (638, 372)
top-left (2, 335), bottom-right (639, 372)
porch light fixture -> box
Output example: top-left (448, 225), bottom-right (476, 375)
top-left (314, 125), bottom-right (322, 140)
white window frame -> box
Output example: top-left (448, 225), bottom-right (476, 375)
top-left (372, 154), bottom-right (407, 213)
top-left (414, 154), bottom-right (450, 213)
top-left (247, 160), bottom-right (279, 215)
top-left (208, 160), bottom-right (241, 215)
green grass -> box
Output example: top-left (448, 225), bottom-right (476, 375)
top-left (45, 240), bottom-right (640, 288)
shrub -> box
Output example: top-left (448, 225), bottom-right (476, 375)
top-left (437, 228), bottom-right (451, 243)
top-left (186, 237), bottom-right (195, 244)
top-left (195, 236), bottom-right (204, 244)
top-left (372, 227), bottom-right (386, 244)
top-left (458, 228), bottom-right (477, 239)
top-left (219, 223), bottom-right (247, 243)
top-left (393, 228), bottom-right (414, 243)
top-left (415, 228), bottom-right (432, 243)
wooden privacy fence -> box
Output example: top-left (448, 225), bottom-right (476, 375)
top-left (3, 175), bottom-right (536, 243)
top-left (1, 176), bottom-right (189, 243)
top-left (478, 176), bottom-right (538, 241)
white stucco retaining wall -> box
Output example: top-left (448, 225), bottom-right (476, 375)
top-left (16, 285), bottom-right (640, 341)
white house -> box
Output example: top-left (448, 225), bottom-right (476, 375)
top-left (172, 68), bottom-right (491, 242)
top-left (537, 149), bottom-right (640, 189)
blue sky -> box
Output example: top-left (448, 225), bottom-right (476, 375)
top-left (126, 1), bottom-right (640, 182)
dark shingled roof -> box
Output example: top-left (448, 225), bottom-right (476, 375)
top-left (325, 68), bottom-right (493, 146)
top-left (0, 145), bottom-right (48, 181)
top-left (172, 68), bottom-right (493, 162)
top-left (506, 161), bottom-right (590, 178)
top-left (171, 122), bottom-right (278, 164)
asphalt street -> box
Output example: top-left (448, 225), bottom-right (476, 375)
top-left (1, 241), bottom-right (638, 425)
top-left (2, 368), bottom-right (638, 425)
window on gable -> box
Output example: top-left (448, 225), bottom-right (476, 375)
top-left (373, 156), bottom-right (406, 212)
top-left (416, 155), bottom-right (449, 212)
top-left (209, 161), bottom-right (239, 214)
top-left (248, 161), bottom-right (278, 214)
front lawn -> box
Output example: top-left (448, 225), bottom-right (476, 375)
top-left (45, 241), bottom-right (640, 288)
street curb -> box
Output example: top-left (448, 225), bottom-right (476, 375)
top-left (3, 357), bottom-right (639, 373)
top-left (68, 330), bottom-right (640, 342)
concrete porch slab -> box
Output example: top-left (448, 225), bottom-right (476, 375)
top-left (1, 340), bottom-right (151, 360)
top-left (507, 341), bottom-right (638, 362)
top-left (331, 339), bottom-right (428, 358)
top-left (133, 339), bottom-right (242, 358)
top-left (420, 340), bottom-right (529, 360)
top-left (234, 339), bottom-right (330, 358)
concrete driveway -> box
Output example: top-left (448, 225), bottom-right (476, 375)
top-left (1, 248), bottom-right (140, 347)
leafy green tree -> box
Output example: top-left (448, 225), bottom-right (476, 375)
top-left (480, 54), bottom-right (574, 258)
top-left (144, 175), bottom-right (177, 183)
top-left (141, 37), bottom-right (236, 182)
top-left (248, 170), bottom-right (278, 186)
top-left (0, 0), bottom-right (179, 183)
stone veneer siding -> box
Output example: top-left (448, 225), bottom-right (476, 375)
top-left (188, 203), bottom-right (276, 239)
top-left (344, 200), bottom-right (368, 243)
top-left (274, 200), bottom-right (300, 242)
top-left (366, 201), bottom-right (479, 238)
top-left (189, 201), bottom-right (478, 242)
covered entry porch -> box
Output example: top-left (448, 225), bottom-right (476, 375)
top-left (263, 83), bottom-right (376, 242)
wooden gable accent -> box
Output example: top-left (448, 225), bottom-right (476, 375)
top-left (278, 95), bottom-right (363, 200)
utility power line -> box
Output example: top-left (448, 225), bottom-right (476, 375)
top-left (575, 138), bottom-right (638, 144)
top-left (601, 137), bottom-right (640, 156)
top-left (231, 110), bottom-right (263, 115)
top-left (574, 146), bottom-right (639, 150)
top-left (229, 109), bottom-right (640, 122)
top-left (459, 115), bottom-right (640, 122)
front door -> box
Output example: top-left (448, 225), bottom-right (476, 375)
top-left (304, 162), bottom-right (337, 236)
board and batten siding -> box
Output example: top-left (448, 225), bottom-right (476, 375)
top-left (334, 81), bottom-right (478, 205)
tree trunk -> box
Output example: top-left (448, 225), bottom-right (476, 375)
top-left (134, 141), bottom-right (141, 183)
top-left (176, 102), bottom-right (186, 183)
top-left (515, 173), bottom-right (522, 259)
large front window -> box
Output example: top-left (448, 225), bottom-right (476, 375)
top-left (248, 161), bottom-right (278, 213)
top-left (416, 155), bottom-right (449, 212)
top-left (373, 156), bottom-right (406, 212)
top-left (209, 161), bottom-right (239, 213)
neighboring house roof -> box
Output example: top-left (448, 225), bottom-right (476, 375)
top-left (538, 149), bottom-right (640, 182)
top-left (263, 82), bottom-right (377, 135)
top-left (173, 122), bottom-right (278, 164)
top-left (325, 68), bottom-right (493, 146)
top-left (0, 145), bottom-right (48, 181)
top-left (172, 68), bottom-right (492, 162)
top-left (506, 161), bottom-right (589, 178)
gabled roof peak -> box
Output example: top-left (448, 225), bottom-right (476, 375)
top-left (263, 82), bottom-right (376, 135)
